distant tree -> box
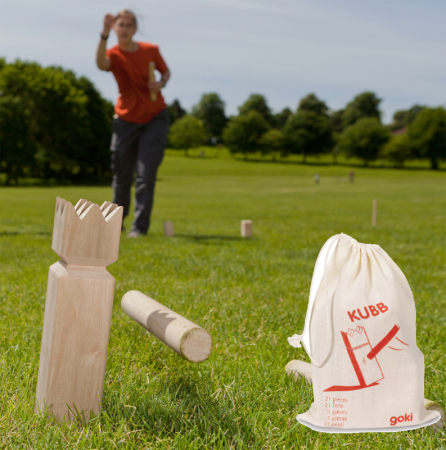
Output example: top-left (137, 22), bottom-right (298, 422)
top-left (238, 94), bottom-right (273, 125)
top-left (75, 76), bottom-right (115, 180)
top-left (0, 95), bottom-right (37, 185)
top-left (273, 107), bottom-right (292, 129)
top-left (222, 110), bottom-right (270, 159)
top-left (168, 99), bottom-right (186, 125)
top-left (192, 92), bottom-right (227, 144)
top-left (343, 91), bottom-right (382, 128)
top-left (390, 104), bottom-right (426, 131)
top-left (0, 59), bottom-right (113, 182)
top-left (259, 129), bottom-right (285, 161)
top-left (381, 134), bottom-right (412, 168)
top-left (407, 107), bottom-right (446, 170)
top-left (298, 93), bottom-right (329, 116)
top-left (330, 109), bottom-right (345, 134)
top-left (329, 109), bottom-right (345, 164)
top-left (283, 110), bottom-right (333, 163)
top-left (336, 117), bottom-right (390, 166)
top-left (168, 115), bottom-right (206, 156)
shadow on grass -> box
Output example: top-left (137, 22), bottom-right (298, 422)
top-left (106, 374), bottom-right (256, 446)
top-left (176, 234), bottom-right (245, 242)
top-left (232, 156), bottom-right (445, 171)
top-left (0, 231), bottom-right (51, 237)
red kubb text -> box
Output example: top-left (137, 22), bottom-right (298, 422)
top-left (347, 303), bottom-right (388, 322)
top-left (390, 413), bottom-right (413, 426)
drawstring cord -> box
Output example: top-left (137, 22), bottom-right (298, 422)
top-left (288, 235), bottom-right (340, 367)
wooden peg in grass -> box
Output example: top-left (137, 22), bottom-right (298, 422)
top-left (149, 62), bottom-right (157, 102)
top-left (122, 290), bottom-right (213, 363)
top-left (163, 221), bottom-right (175, 237)
top-left (241, 220), bottom-right (253, 238)
top-left (285, 359), bottom-right (445, 433)
top-left (35, 198), bottom-right (123, 422)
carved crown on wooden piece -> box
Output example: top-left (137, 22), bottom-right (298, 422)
top-left (51, 198), bottom-right (123, 267)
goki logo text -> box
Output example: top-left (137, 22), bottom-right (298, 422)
top-left (390, 413), bottom-right (413, 426)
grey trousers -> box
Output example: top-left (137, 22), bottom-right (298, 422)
top-left (110, 109), bottom-right (170, 233)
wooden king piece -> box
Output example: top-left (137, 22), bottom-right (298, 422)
top-left (35, 198), bottom-right (123, 422)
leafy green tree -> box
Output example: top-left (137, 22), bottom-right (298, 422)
top-left (238, 94), bottom-right (273, 125)
top-left (390, 104), bottom-right (426, 131)
top-left (192, 93), bottom-right (227, 144)
top-left (0, 59), bottom-right (114, 182)
top-left (329, 109), bottom-right (345, 164)
top-left (0, 95), bottom-right (37, 185)
top-left (381, 134), bottom-right (412, 168)
top-left (298, 93), bottom-right (329, 116)
top-left (273, 107), bottom-right (292, 129)
top-left (336, 117), bottom-right (390, 166)
top-left (222, 110), bottom-right (270, 159)
top-left (407, 107), bottom-right (446, 170)
top-left (73, 76), bottom-right (115, 180)
top-left (259, 129), bottom-right (285, 161)
top-left (168, 99), bottom-right (186, 125)
top-left (283, 111), bottom-right (333, 163)
top-left (168, 115), bottom-right (206, 156)
top-left (343, 91), bottom-right (382, 128)
top-left (330, 109), bottom-right (345, 134)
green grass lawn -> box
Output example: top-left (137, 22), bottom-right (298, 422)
top-left (1, 152), bottom-right (445, 449)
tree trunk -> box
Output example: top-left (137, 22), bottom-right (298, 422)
top-left (431, 158), bottom-right (438, 170)
top-left (302, 153), bottom-right (307, 164)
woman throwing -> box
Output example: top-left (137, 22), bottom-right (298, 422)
top-left (96, 10), bottom-right (170, 237)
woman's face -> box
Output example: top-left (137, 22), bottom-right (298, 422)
top-left (114, 15), bottom-right (136, 43)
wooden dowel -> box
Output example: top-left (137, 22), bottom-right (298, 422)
top-left (285, 360), bottom-right (445, 432)
top-left (424, 399), bottom-right (445, 433)
top-left (163, 221), bottom-right (174, 237)
top-left (121, 291), bottom-right (212, 363)
top-left (285, 360), bottom-right (312, 383)
top-left (148, 62), bottom-right (157, 102)
top-left (241, 220), bottom-right (252, 238)
top-left (372, 199), bottom-right (377, 226)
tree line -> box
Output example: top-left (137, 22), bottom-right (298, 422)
top-left (0, 59), bottom-right (114, 185)
top-left (169, 92), bottom-right (445, 170)
top-left (1, 59), bottom-right (445, 185)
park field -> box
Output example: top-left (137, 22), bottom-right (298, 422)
top-left (0, 152), bottom-right (445, 449)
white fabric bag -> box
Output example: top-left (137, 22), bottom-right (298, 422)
top-left (289, 233), bottom-right (440, 433)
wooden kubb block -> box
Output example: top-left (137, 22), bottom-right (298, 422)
top-left (163, 221), bottom-right (175, 237)
top-left (35, 198), bottom-right (123, 422)
top-left (241, 220), bottom-right (252, 238)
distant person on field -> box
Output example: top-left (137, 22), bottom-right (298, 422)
top-left (96, 10), bottom-right (170, 237)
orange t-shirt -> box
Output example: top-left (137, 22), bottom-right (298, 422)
top-left (106, 42), bottom-right (168, 123)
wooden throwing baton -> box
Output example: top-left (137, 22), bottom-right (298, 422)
top-left (148, 62), bottom-right (157, 102)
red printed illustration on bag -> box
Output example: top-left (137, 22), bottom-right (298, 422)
top-left (324, 324), bottom-right (409, 392)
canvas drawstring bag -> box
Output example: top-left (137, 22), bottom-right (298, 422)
top-left (289, 233), bottom-right (440, 433)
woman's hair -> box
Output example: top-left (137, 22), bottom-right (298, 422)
top-left (114, 9), bottom-right (138, 28)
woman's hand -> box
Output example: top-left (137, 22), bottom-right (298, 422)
top-left (148, 80), bottom-right (164, 94)
top-left (103, 14), bottom-right (115, 34)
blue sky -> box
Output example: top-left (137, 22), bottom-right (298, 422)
top-left (1, 0), bottom-right (445, 122)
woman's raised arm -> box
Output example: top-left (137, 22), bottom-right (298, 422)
top-left (96, 14), bottom-right (114, 71)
